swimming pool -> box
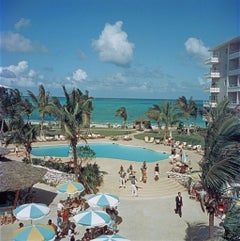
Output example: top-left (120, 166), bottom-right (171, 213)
top-left (31, 143), bottom-right (169, 162)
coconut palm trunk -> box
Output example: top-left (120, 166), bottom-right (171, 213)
top-left (209, 212), bottom-right (215, 239)
top-left (71, 137), bottom-right (79, 181)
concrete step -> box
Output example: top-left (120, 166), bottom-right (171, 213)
top-left (99, 176), bottom-right (186, 200)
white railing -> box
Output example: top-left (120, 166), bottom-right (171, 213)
top-left (205, 72), bottom-right (220, 78)
top-left (210, 87), bottom-right (220, 93)
top-left (205, 56), bottom-right (219, 64)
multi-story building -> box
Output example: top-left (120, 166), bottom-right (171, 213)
top-left (205, 36), bottom-right (240, 109)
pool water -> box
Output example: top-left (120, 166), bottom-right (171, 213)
top-left (31, 143), bottom-right (169, 163)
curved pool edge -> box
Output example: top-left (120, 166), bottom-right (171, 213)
top-left (31, 142), bottom-right (170, 163)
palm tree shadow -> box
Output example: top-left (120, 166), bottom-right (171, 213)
top-left (184, 222), bottom-right (224, 241)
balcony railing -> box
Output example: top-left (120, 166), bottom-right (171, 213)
top-left (210, 87), bottom-right (220, 93)
top-left (205, 56), bottom-right (219, 64)
top-left (205, 71), bottom-right (220, 79)
top-left (228, 69), bottom-right (240, 76)
top-left (203, 101), bottom-right (218, 108)
top-left (209, 102), bottom-right (218, 108)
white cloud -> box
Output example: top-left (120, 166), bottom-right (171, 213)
top-left (0, 61), bottom-right (41, 87)
top-left (185, 37), bottom-right (210, 65)
top-left (8, 61), bottom-right (29, 74)
top-left (0, 31), bottom-right (47, 53)
top-left (92, 21), bottom-right (134, 67)
top-left (66, 68), bottom-right (88, 83)
top-left (15, 18), bottom-right (31, 31)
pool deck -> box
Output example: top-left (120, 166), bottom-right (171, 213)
top-left (1, 135), bottom-right (224, 240)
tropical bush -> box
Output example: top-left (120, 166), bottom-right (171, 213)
top-left (79, 163), bottom-right (103, 194)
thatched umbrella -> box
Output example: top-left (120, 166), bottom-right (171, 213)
top-left (135, 117), bottom-right (148, 129)
top-left (0, 157), bottom-right (47, 208)
top-left (0, 157), bottom-right (47, 192)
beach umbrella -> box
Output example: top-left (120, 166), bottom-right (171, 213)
top-left (12, 224), bottom-right (55, 241)
top-left (92, 234), bottom-right (131, 241)
top-left (73, 210), bottom-right (110, 227)
top-left (87, 193), bottom-right (120, 208)
top-left (13, 203), bottom-right (50, 221)
top-left (181, 151), bottom-right (187, 163)
top-left (56, 181), bottom-right (85, 194)
top-left (189, 171), bottom-right (202, 181)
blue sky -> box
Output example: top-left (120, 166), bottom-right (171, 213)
top-left (0, 0), bottom-right (239, 100)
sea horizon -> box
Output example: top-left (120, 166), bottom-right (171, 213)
top-left (26, 97), bottom-right (206, 128)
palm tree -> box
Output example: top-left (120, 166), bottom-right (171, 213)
top-left (27, 85), bottom-right (51, 137)
top-left (0, 87), bottom-right (11, 137)
top-left (175, 96), bottom-right (198, 133)
top-left (223, 202), bottom-right (240, 240)
top-left (161, 101), bottom-right (180, 139)
top-left (51, 86), bottom-right (94, 183)
top-left (82, 90), bottom-right (93, 128)
top-left (145, 101), bottom-right (179, 137)
top-left (5, 122), bottom-right (37, 159)
top-left (115, 107), bottom-right (127, 128)
top-left (145, 104), bottom-right (162, 133)
top-left (199, 100), bottom-right (240, 239)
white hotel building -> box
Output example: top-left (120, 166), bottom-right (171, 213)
top-left (205, 36), bottom-right (240, 109)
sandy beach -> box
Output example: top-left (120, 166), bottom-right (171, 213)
top-left (0, 134), bottom-right (224, 241)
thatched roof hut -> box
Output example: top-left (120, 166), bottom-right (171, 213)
top-left (0, 147), bottom-right (10, 156)
top-left (0, 157), bottom-right (47, 192)
top-left (135, 117), bottom-right (148, 125)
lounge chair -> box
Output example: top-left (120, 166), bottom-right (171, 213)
top-left (155, 138), bottom-right (160, 144)
top-left (144, 136), bottom-right (149, 143)
top-left (123, 135), bottom-right (132, 141)
top-left (149, 137), bottom-right (154, 143)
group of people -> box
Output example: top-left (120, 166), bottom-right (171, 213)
top-left (56, 197), bottom-right (87, 239)
top-left (118, 161), bottom-right (161, 197)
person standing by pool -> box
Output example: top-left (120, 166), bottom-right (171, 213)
top-left (141, 161), bottom-right (147, 183)
top-left (118, 165), bottom-right (126, 188)
top-left (131, 176), bottom-right (138, 197)
top-left (127, 164), bottom-right (134, 181)
top-left (154, 163), bottom-right (159, 181)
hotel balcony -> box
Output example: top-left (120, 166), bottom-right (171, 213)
top-left (228, 85), bottom-right (240, 92)
top-left (229, 50), bottom-right (240, 60)
top-left (228, 68), bottom-right (240, 76)
top-left (203, 101), bottom-right (217, 108)
top-left (210, 87), bottom-right (220, 93)
top-left (228, 101), bottom-right (239, 109)
top-left (205, 71), bottom-right (220, 79)
top-left (205, 56), bottom-right (219, 64)
top-left (209, 102), bottom-right (217, 108)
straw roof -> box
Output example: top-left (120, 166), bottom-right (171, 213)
top-left (0, 147), bottom-right (10, 156)
top-left (135, 117), bottom-right (148, 124)
top-left (0, 157), bottom-right (47, 192)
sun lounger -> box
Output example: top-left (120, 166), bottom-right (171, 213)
top-left (123, 135), bottom-right (132, 141)
top-left (144, 136), bottom-right (149, 142)
top-left (155, 138), bottom-right (160, 144)
top-left (149, 137), bottom-right (154, 143)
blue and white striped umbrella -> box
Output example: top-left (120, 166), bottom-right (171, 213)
top-left (13, 203), bottom-right (50, 221)
top-left (87, 193), bottom-right (120, 208)
top-left (73, 210), bottom-right (110, 227)
top-left (92, 234), bottom-right (130, 241)
top-left (13, 224), bottom-right (55, 241)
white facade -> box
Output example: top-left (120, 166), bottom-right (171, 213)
top-left (205, 36), bottom-right (240, 108)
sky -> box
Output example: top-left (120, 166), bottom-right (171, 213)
top-left (0, 0), bottom-right (239, 100)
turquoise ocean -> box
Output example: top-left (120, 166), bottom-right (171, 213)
top-left (29, 98), bottom-right (206, 127)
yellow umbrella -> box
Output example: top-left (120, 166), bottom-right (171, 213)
top-left (56, 181), bottom-right (85, 194)
top-left (13, 224), bottom-right (55, 241)
top-left (190, 171), bottom-right (202, 180)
